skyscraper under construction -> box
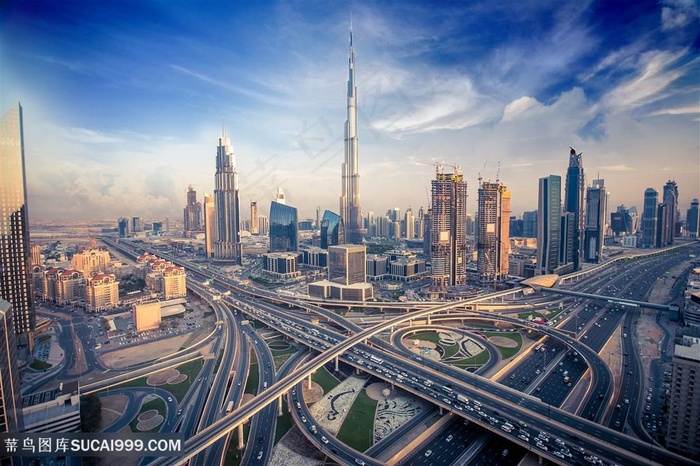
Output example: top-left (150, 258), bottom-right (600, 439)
top-left (429, 167), bottom-right (468, 291)
top-left (477, 180), bottom-right (511, 285)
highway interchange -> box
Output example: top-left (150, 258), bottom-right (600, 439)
top-left (93, 238), bottom-right (699, 466)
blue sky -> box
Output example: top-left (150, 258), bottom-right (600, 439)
top-left (2, 0), bottom-right (698, 223)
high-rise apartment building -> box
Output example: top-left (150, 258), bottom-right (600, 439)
top-left (203, 193), bottom-right (215, 259)
top-left (0, 300), bottom-right (22, 435)
top-left (71, 248), bottom-right (111, 277)
top-left (405, 208), bottom-right (415, 239)
top-left (583, 179), bottom-right (606, 263)
top-left (213, 128), bottom-right (241, 264)
top-left (269, 201), bottom-right (298, 252)
top-left (183, 185), bottom-right (202, 236)
top-left (662, 180), bottom-right (679, 245)
top-left (0, 103), bottom-right (35, 345)
top-left (537, 175), bottom-right (562, 275)
top-left (321, 210), bottom-right (345, 249)
top-left (250, 201), bottom-right (259, 235)
top-left (85, 274), bottom-right (119, 312)
top-left (476, 181), bottom-right (511, 284)
top-left (430, 169), bottom-right (468, 288)
top-left (564, 147), bottom-right (584, 270)
top-left (665, 335), bottom-right (700, 458)
top-left (328, 244), bottom-right (366, 285)
top-left (687, 199), bottom-right (699, 238)
top-left (641, 188), bottom-right (658, 247)
top-left (258, 215), bottom-right (269, 236)
top-left (339, 27), bottom-right (364, 244)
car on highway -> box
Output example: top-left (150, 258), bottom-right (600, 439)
top-left (446, 434), bottom-right (453, 442)
top-left (424, 450), bottom-right (432, 457)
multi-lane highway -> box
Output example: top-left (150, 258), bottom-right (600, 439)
top-left (100, 237), bottom-right (699, 466)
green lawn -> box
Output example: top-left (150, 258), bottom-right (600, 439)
top-left (246, 362), bottom-right (260, 395)
top-left (275, 400), bottom-right (293, 443)
top-left (312, 366), bottom-right (340, 395)
top-left (336, 387), bottom-right (376, 452)
top-left (450, 349), bottom-right (491, 369)
top-left (409, 331), bottom-right (441, 344)
top-left (105, 359), bottom-right (203, 403)
top-left (30, 360), bottom-right (52, 370)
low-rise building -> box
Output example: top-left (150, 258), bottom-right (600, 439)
top-left (21, 383), bottom-right (80, 433)
top-left (133, 301), bottom-right (162, 332)
top-left (85, 273), bottom-right (119, 312)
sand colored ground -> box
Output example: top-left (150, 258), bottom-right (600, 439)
top-left (302, 380), bottom-right (324, 404)
top-left (136, 409), bottom-right (163, 431)
top-left (488, 335), bottom-right (519, 348)
top-left (99, 333), bottom-right (192, 369)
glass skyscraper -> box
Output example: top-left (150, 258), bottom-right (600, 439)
top-left (641, 188), bottom-right (658, 247)
top-left (321, 210), bottom-right (345, 249)
top-left (564, 147), bottom-right (584, 270)
top-left (0, 102), bottom-right (35, 343)
top-left (269, 201), bottom-right (298, 252)
top-left (537, 175), bottom-right (562, 275)
top-left (0, 300), bottom-right (22, 435)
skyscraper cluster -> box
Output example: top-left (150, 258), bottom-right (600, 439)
top-left (640, 180), bottom-right (681, 248)
top-left (536, 147), bottom-right (609, 275)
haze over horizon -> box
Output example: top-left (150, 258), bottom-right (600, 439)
top-left (2, 1), bottom-right (699, 224)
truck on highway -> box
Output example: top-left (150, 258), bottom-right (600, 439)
top-left (226, 401), bottom-right (234, 414)
top-left (457, 394), bottom-right (469, 404)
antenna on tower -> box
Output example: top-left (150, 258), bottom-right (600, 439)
top-left (496, 161), bottom-right (501, 184)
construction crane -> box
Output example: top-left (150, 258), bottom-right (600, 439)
top-left (416, 160), bottom-right (461, 175)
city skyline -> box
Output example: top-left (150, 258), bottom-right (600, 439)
top-left (2, 1), bottom-right (698, 222)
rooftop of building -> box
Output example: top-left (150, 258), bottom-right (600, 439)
top-left (675, 336), bottom-right (700, 362)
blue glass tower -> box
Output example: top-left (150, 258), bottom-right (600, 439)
top-left (269, 201), bottom-right (298, 252)
top-left (321, 210), bottom-right (345, 249)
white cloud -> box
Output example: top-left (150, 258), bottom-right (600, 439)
top-left (602, 49), bottom-right (689, 113)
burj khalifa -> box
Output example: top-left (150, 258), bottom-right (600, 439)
top-left (340, 26), bottom-right (365, 244)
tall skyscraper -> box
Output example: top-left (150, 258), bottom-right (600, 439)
top-left (214, 127), bottom-right (241, 264)
top-left (664, 335), bottom-right (700, 458)
top-left (269, 201), bottom-right (298, 252)
top-left (321, 210), bottom-right (345, 249)
top-left (477, 180), bottom-right (511, 284)
top-left (0, 103), bottom-right (35, 344)
top-left (641, 188), bottom-right (658, 247)
top-left (611, 205), bottom-right (633, 236)
top-left (203, 193), bottom-right (215, 259)
top-left (340, 26), bottom-right (364, 244)
top-left (430, 169), bottom-right (468, 289)
top-left (537, 175), bottom-right (562, 275)
top-left (0, 300), bottom-right (22, 434)
top-left (250, 201), bottom-right (259, 235)
top-left (258, 215), bottom-right (269, 236)
top-left (583, 179), bottom-right (606, 263)
top-left (662, 180), bottom-right (679, 245)
top-left (117, 217), bottom-right (130, 238)
top-left (687, 199), bottom-right (699, 238)
top-left (404, 208), bottom-right (415, 239)
top-left (183, 185), bottom-right (202, 235)
top-left (564, 147), bottom-right (584, 270)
